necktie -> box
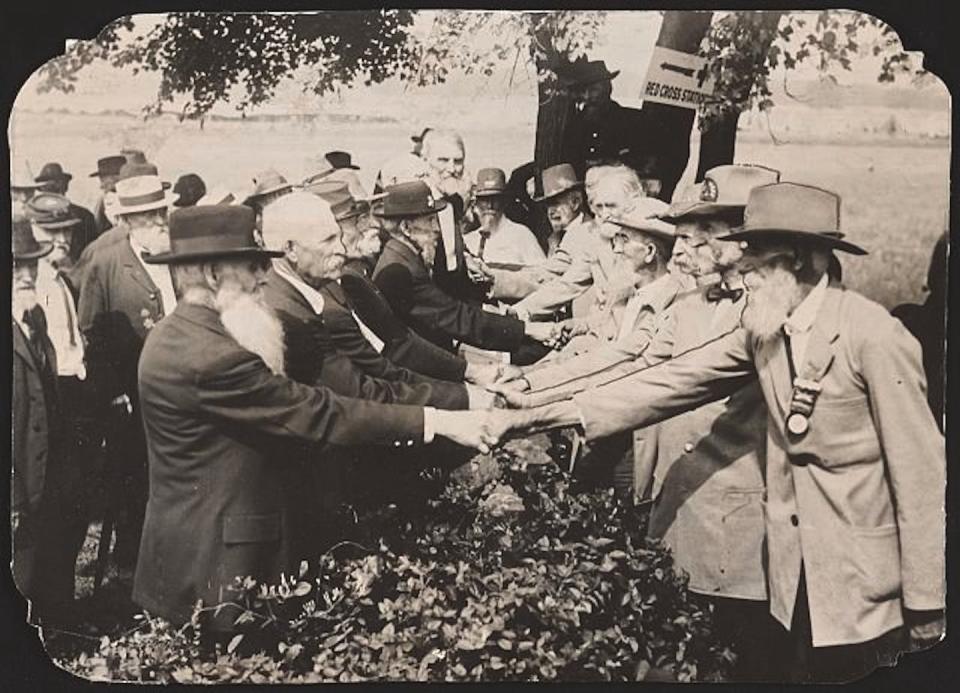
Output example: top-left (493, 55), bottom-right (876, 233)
top-left (22, 308), bottom-right (50, 374)
top-left (705, 284), bottom-right (744, 303)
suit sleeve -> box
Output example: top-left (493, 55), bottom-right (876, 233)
top-left (383, 329), bottom-right (469, 382)
top-left (77, 260), bottom-right (123, 406)
top-left (860, 317), bottom-right (945, 611)
top-left (572, 327), bottom-right (756, 441)
top-left (195, 349), bottom-right (425, 447)
top-left (513, 251), bottom-right (594, 319)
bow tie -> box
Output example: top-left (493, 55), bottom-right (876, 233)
top-left (705, 284), bottom-right (744, 303)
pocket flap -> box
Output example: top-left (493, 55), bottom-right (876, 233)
top-left (223, 514), bottom-right (281, 544)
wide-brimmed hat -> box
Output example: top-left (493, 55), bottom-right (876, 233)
top-left (11, 160), bottom-right (46, 191)
top-left (532, 163), bottom-right (582, 203)
top-left (721, 182), bottom-right (867, 255)
top-left (556, 58), bottom-right (620, 88)
top-left (144, 205), bottom-right (283, 265)
top-left (324, 150), bottom-right (359, 171)
top-left (662, 164), bottom-right (781, 222)
top-left (114, 174), bottom-right (179, 216)
top-left (12, 215), bottom-right (53, 260)
top-left (35, 162), bottom-right (72, 185)
top-left (172, 173), bottom-right (207, 207)
top-left (26, 192), bottom-right (81, 230)
top-left (305, 180), bottom-right (369, 221)
top-left (89, 155), bottom-right (126, 179)
top-left (610, 197), bottom-right (675, 241)
top-left (243, 168), bottom-right (293, 206)
top-left (474, 168), bottom-right (509, 198)
top-left (373, 181), bottom-right (447, 218)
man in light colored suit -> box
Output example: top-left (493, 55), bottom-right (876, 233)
top-left (495, 182), bottom-right (945, 682)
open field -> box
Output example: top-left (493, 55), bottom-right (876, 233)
top-left (10, 109), bottom-right (949, 310)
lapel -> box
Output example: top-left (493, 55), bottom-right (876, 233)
top-left (324, 281), bottom-right (352, 314)
top-left (12, 320), bottom-right (38, 373)
top-left (758, 330), bottom-right (794, 419)
top-left (120, 240), bottom-right (160, 302)
top-left (387, 238), bottom-right (428, 278)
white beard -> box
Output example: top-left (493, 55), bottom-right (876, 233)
top-left (741, 266), bottom-right (801, 339)
top-left (12, 287), bottom-right (39, 319)
top-left (215, 286), bottom-right (286, 377)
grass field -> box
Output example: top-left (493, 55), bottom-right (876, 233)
top-left (10, 110), bottom-right (949, 310)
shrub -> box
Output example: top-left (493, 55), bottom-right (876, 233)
top-left (60, 434), bottom-right (734, 682)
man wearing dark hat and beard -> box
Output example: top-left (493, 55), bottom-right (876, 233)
top-left (133, 205), bottom-right (497, 642)
top-left (492, 182), bottom-right (946, 683)
top-left (35, 162), bottom-right (99, 260)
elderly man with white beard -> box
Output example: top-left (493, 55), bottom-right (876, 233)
top-left (134, 205), bottom-right (498, 639)
top-left (490, 182), bottom-right (945, 682)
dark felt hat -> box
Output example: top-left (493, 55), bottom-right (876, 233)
top-left (556, 58), bottom-right (620, 88)
top-left (35, 162), bottom-right (72, 184)
top-left (26, 192), bottom-right (81, 230)
top-left (12, 216), bottom-right (53, 260)
top-left (531, 163), bottom-right (582, 203)
top-left (143, 205), bottom-right (283, 265)
top-left (373, 181), bottom-right (447, 218)
top-left (172, 173), bottom-right (207, 207)
top-left (89, 155), bottom-right (126, 178)
top-left (324, 150), bottom-right (360, 170)
top-left (721, 182), bottom-right (867, 255)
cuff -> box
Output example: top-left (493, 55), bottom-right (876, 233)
top-left (466, 385), bottom-right (495, 410)
top-left (422, 406), bottom-right (437, 443)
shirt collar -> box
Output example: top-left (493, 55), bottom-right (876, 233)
top-left (274, 262), bottom-right (326, 315)
top-left (784, 272), bottom-right (828, 336)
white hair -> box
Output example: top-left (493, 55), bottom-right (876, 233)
top-left (584, 164), bottom-right (643, 197)
top-left (420, 129), bottom-right (465, 158)
top-left (260, 190), bottom-right (339, 251)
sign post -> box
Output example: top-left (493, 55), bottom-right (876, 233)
top-left (640, 45), bottom-right (716, 111)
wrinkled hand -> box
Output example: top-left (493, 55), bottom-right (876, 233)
top-left (495, 364), bottom-right (526, 384)
top-left (524, 321), bottom-right (564, 349)
top-left (486, 381), bottom-right (534, 409)
top-left (907, 610), bottom-right (945, 649)
top-left (432, 409), bottom-right (502, 453)
top-left (464, 252), bottom-right (494, 284)
top-left (464, 361), bottom-right (501, 387)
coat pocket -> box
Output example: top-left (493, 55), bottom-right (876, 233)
top-left (850, 524), bottom-right (902, 603)
top-left (223, 514), bottom-right (281, 545)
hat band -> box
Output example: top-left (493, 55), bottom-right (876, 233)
top-left (118, 189), bottom-right (166, 207)
top-left (170, 231), bottom-right (259, 256)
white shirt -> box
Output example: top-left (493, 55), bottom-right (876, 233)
top-left (36, 262), bottom-right (86, 379)
top-left (783, 273), bottom-right (829, 371)
top-left (464, 216), bottom-right (545, 266)
top-left (130, 236), bottom-right (178, 315)
top-left (273, 262), bottom-right (325, 315)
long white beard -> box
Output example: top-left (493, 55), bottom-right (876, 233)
top-left (215, 286), bottom-right (286, 377)
top-left (12, 288), bottom-right (39, 319)
top-left (741, 267), bottom-right (801, 339)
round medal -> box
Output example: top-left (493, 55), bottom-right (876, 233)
top-left (787, 413), bottom-right (809, 436)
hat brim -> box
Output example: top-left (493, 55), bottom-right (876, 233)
top-left (36, 174), bottom-right (72, 184)
top-left (720, 228), bottom-right (867, 256)
top-left (660, 201), bottom-right (744, 223)
top-left (143, 247), bottom-right (284, 265)
top-left (558, 69), bottom-right (620, 88)
top-left (610, 218), bottom-right (675, 241)
top-left (474, 188), bottom-right (509, 198)
top-left (33, 218), bottom-right (82, 230)
top-left (12, 181), bottom-right (48, 190)
top-left (114, 191), bottom-right (180, 216)
top-left (242, 184), bottom-right (294, 206)
top-left (373, 198), bottom-right (447, 218)
top-left (14, 240), bottom-right (54, 260)
top-left (531, 182), bottom-right (583, 203)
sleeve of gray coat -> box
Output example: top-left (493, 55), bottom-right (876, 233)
top-left (860, 317), bottom-right (946, 612)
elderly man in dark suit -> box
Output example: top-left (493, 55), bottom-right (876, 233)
top-left (133, 205), bottom-right (494, 636)
top-left (35, 162), bottom-right (99, 261)
top-left (494, 182), bottom-right (946, 682)
top-left (77, 173), bottom-right (180, 581)
top-left (372, 181), bottom-right (558, 362)
top-left (11, 217), bottom-right (71, 626)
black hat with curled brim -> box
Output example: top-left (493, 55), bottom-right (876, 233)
top-left (719, 182), bottom-right (867, 255)
top-left (143, 205), bottom-right (283, 265)
top-left (373, 181), bottom-right (447, 218)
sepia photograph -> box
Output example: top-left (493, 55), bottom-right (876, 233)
top-left (5, 6), bottom-right (950, 685)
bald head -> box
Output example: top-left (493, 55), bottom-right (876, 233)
top-left (261, 191), bottom-right (346, 287)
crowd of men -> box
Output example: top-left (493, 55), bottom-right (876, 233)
top-left (10, 58), bottom-right (946, 683)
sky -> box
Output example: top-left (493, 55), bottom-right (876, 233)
top-left (13, 10), bottom-right (942, 121)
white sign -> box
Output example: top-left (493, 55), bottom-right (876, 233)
top-left (640, 45), bottom-right (716, 110)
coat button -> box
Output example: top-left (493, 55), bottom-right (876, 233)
top-left (790, 514), bottom-right (799, 527)
top-left (683, 442), bottom-right (694, 453)
top-left (393, 441), bottom-right (401, 448)
top-left (406, 440), bottom-right (414, 447)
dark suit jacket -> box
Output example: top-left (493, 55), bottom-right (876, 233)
top-left (12, 315), bottom-right (59, 600)
top-left (134, 301), bottom-right (424, 626)
top-left (372, 238), bottom-right (525, 353)
top-left (431, 192), bottom-right (485, 304)
top-left (67, 201), bottom-right (99, 263)
top-left (77, 234), bottom-right (165, 408)
top-left (261, 269), bottom-right (466, 408)
top-left (341, 258), bottom-right (468, 382)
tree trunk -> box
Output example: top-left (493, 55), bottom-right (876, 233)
top-left (639, 10), bottom-right (714, 201)
top-left (696, 11), bottom-right (784, 179)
